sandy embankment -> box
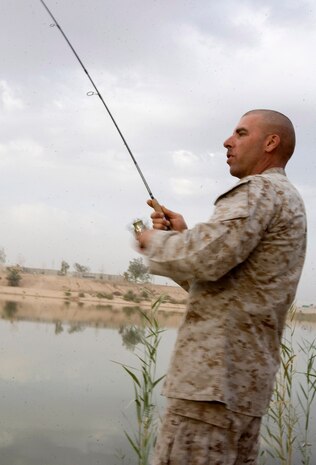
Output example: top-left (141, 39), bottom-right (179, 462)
top-left (0, 272), bottom-right (314, 328)
top-left (0, 271), bottom-right (187, 328)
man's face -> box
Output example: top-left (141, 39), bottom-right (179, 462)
top-left (223, 114), bottom-right (268, 179)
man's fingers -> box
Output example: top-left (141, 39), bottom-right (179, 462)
top-left (150, 211), bottom-right (164, 220)
top-left (147, 199), bottom-right (173, 230)
top-left (152, 218), bottom-right (170, 230)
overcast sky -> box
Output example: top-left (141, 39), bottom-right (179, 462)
top-left (1, 0), bottom-right (315, 303)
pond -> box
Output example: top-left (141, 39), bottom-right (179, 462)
top-left (0, 299), bottom-right (315, 465)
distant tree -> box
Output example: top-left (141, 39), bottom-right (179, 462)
top-left (124, 257), bottom-right (150, 283)
top-left (6, 266), bottom-right (22, 287)
top-left (60, 260), bottom-right (70, 276)
top-left (73, 263), bottom-right (90, 273)
top-left (0, 247), bottom-right (6, 265)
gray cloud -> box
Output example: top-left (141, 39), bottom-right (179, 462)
top-left (0, 0), bottom-right (315, 302)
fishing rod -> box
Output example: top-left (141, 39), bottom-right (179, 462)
top-left (39, 0), bottom-right (164, 217)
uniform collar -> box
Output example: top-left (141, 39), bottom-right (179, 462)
top-left (257, 167), bottom-right (286, 176)
top-left (214, 167), bottom-right (286, 205)
top-left (239, 167), bottom-right (286, 182)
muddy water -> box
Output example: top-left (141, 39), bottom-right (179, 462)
top-left (0, 300), bottom-right (315, 465)
top-left (0, 300), bottom-right (180, 465)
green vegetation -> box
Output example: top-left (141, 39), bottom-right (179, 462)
top-left (124, 258), bottom-right (151, 283)
top-left (260, 308), bottom-right (316, 464)
top-left (60, 260), bottom-right (70, 276)
top-left (120, 302), bottom-right (316, 464)
top-left (162, 294), bottom-right (187, 305)
top-left (123, 290), bottom-right (141, 303)
top-left (74, 263), bottom-right (90, 273)
top-left (141, 289), bottom-right (151, 300)
top-left (6, 266), bottom-right (22, 287)
top-left (96, 292), bottom-right (114, 300)
top-left (118, 297), bottom-right (165, 465)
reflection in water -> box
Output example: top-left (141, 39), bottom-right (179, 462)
top-left (54, 320), bottom-right (63, 335)
top-left (119, 325), bottom-right (145, 351)
top-left (0, 299), bottom-right (315, 465)
top-left (54, 321), bottom-right (87, 335)
top-left (122, 306), bottom-right (141, 317)
top-left (296, 312), bottom-right (316, 323)
top-left (68, 322), bottom-right (86, 334)
top-left (96, 304), bottom-right (113, 311)
top-left (2, 301), bottom-right (19, 320)
top-left (0, 298), bottom-right (184, 330)
top-left (0, 315), bottom-right (148, 465)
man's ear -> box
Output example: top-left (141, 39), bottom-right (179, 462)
top-left (265, 134), bottom-right (280, 152)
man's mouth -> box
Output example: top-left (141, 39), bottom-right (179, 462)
top-left (226, 153), bottom-right (234, 164)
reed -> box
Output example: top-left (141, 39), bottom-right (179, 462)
top-left (297, 337), bottom-right (316, 465)
top-left (260, 307), bottom-right (316, 464)
top-left (119, 296), bottom-right (165, 465)
top-left (120, 301), bottom-right (315, 464)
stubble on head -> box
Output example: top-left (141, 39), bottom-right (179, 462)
top-left (243, 109), bottom-right (296, 161)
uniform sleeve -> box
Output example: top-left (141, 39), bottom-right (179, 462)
top-left (146, 177), bottom-right (278, 282)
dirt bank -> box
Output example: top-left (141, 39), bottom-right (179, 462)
top-left (0, 271), bottom-right (187, 311)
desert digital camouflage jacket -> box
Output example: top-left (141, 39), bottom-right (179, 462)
top-left (146, 168), bottom-right (307, 416)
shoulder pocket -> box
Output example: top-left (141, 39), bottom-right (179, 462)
top-left (213, 180), bottom-right (250, 221)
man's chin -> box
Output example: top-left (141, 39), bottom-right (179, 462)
top-left (229, 166), bottom-right (242, 179)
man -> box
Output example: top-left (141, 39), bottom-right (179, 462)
top-left (136, 110), bottom-right (307, 464)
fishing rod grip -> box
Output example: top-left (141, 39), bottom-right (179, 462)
top-left (151, 198), bottom-right (171, 230)
top-left (151, 198), bottom-right (164, 214)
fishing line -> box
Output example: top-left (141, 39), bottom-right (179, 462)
top-left (39, 0), bottom-right (156, 202)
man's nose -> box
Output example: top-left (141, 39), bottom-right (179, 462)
top-left (223, 135), bottom-right (233, 148)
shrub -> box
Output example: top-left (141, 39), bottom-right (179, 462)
top-left (123, 290), bottom-right (140, 302)
top-left (96, 292), bottom-right (114, 300)
top-left (141, 289), bottom-right (151, 300)
top-left (6, 266), bottom-right (22, 287)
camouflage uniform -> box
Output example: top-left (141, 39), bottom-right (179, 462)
top-left (152, 399), bottom-right (261, 465)
top-left (146, 168), bottom-right (307, 464)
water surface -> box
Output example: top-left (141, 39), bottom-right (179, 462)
top-left (0, 300), bottom-right (315, 464)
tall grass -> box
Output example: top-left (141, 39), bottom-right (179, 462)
top-left (120, 301), bottom-right (316, 464)
top-left (260, 311), bottom-right (298, 464)
top-left (297, 337), bottom-right (316, 465)
top-left (260, 308), bottom-right (316, 464)
top-left (119, 297), bottom-right (165, 465)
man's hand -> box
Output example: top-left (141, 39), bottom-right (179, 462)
top-left (147, 200), bottom-right (188, 232)
top-left (136, 228), bottom-right (156, 251)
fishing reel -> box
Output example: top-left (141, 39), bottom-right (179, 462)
top-left (132, 219), bottom-right (146, 235)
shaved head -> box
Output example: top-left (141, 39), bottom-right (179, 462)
top-left (243, 109), bottom-right (296, 160)
top-left (224, 109), bottom-right (297, 178)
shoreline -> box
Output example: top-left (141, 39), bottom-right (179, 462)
top-left (0, 271), bottom-right (187, 329)
top-left (0, 272), bottom-right (315, 329)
